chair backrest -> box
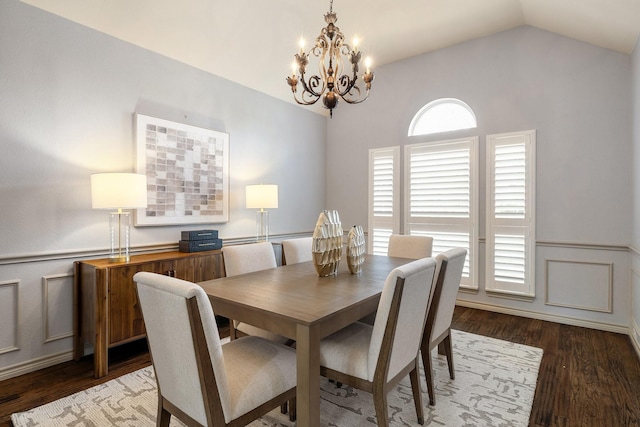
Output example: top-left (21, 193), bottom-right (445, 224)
top-left (134, 272), bottom-right (231, 425)
top-left (282, 237), bottom-right (313, 265)
top-left (222, 242), bottom-right (277, 277)
top-left (426, 248), bottom-right (467, 343)
top-left (387, 234), bottom-right (433, 259)
top-left (368, 257), bottom-right (437, 382)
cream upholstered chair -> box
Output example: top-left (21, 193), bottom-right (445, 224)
top-left (318, 257), bottom-right (438, 426)
top-left (421, 247), bottom-right (467, 406)
top-left (221, 242), bottom-right (289, 344)
top-left (133, 272), bottom-right (296, 427)
top-left (360, 234), bottom-right (434, 326)
top-left (281, 237), bottom-right (313, 265)
top-left (222, 241), bottom-right (277, 277)
top-left (387, 234), bottom-right (433, 259)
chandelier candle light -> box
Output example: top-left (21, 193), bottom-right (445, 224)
top-left (286, 0), bottom-right (374, 117)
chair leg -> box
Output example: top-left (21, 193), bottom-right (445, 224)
top-left (157, 396), bottom-right (171, 427)
top-left (409, 360), bottom-right (424, 425)
top-left (280, 402), bottom-right (287, 414)
top-left (421, 347), bottom-right (436, 406)
top-left (372, 389), bottom-right (390, 427)
top-left (443, 333), bottom-right (455, 380)
top-left (289, 397), bottom-right (297, 422)
top-left (230, 320), bottom-right (238, 341)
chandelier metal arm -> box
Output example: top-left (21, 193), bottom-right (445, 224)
top-left (286, 0), bottom-right (374, 117)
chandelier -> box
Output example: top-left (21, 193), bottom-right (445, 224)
top-left (286, 0), bottom-right (374, 118)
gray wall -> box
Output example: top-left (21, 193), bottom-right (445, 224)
top-left (0, 0), bottom-right (326, 376)
top-left (327, 26), bottom-right (633, 332)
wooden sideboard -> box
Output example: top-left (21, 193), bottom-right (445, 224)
top-left (74, 250), bottom-right (223, 378)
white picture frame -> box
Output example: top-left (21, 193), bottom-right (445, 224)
top-left (134, 113), bottom-right (229, 226)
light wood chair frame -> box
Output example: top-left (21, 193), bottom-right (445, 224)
top-left (320, 276), bottom-right (427, 426)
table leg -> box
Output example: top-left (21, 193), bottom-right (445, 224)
top-left (296, 323), bottom-right (320, 427)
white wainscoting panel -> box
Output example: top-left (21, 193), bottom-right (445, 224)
top-left (0, 280), bottom-right (19, 354)
top-left (42, 273), bottom-right (74, 343)
top-left (545, 259), bottom-right (612, 313)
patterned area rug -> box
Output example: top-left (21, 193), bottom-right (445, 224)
top-left (12, 330), bottom-right (542, 426)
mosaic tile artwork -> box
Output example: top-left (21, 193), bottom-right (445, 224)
top-left (134, 114), bottom-right (229, 226)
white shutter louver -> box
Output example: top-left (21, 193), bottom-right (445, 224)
top-left (494, 143), bottom-right (526, 219)
top-left (409, 148), bottom-right (470, 218)
top-left (373, 156), bottom-right (395, 217)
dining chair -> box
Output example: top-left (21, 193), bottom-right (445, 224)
top-left (221, 242), bottom-right (289, 344)
top-left (318, 257), bottom-right (438, 426)
top-left (387, 234), bottom-right (433, 259)
top-left (420, 247), bottom-right (467, 406)
top-left (360, 234), bottom-right (434, 326)
top-left (281, 237), bottom-right (313, 265)
top-left (133, 272), bottom-right (296, 427)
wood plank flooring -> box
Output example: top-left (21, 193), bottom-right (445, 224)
top-left (1, 307), bottom-right (639, 426)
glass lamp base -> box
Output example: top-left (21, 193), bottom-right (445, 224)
top-left (108, 211), bottom-right (131, 263)
top-left (256, 210), bottom-right (269, 242)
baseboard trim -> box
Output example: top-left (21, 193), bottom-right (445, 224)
top-left (456, 299), bottom-right (629, 335)
top-left (0, 350), bottom-right (74, 381)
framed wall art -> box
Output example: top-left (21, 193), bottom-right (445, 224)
top-left (134, 113), bottom-right (229, 226)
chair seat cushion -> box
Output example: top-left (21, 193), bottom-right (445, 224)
top-left (222, 336), bottom-right (296, 419)
top-left (319, 321), bottom-right (372, 381)
top-left (235, 322), bottom-right (291, 345)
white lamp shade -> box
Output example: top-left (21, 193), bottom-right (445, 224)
top-left (246, 184), bottom-right (278, 209)
top-left (91, 173), bottom-right (148, 209)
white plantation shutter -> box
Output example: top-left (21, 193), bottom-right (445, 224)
top-left (369, 147), bottom-right (400, 254)
top-left (404, 138), bottom-right (478, 288)
top-left (409, 148), bottom-right (470, 218)
top-left (486, 130), bottom-right (536, 296)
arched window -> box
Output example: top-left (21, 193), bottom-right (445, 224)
top-left (408, 98), bottom-right (477, 136)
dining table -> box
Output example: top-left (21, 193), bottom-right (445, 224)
top-left (197, 253), bottom-right (412, 427)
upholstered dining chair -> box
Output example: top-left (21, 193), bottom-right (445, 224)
top-left (133, 272), bottom-right (296, 427)
top-left (360, 234), bottom-right (434, 326)
top-left (387, 234), bottom-right (433, 259)
top-left (318, 257), bottom-right (438, 426)
top-left (221, 242), bottom-right (289, 344)
top-left (421, 247), bottom-right (467, 406)
top-left (281, 237), bottom-right (313, 265)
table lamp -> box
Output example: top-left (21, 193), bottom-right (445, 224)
top-left (246, 184), bottom-right (278, 242)
top-left (91, 173), bottom-right (147, 262)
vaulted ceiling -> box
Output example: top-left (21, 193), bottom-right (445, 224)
top-left (20, 0), bottom-right (640, 114)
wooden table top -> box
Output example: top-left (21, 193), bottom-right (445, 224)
top-left (198, 254), bottom-right (410, 328)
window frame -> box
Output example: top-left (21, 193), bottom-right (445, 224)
top-left (408, 98), bottom-right (477, 137)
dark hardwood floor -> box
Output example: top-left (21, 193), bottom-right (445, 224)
top-left (1, 307), bottom-right (639, 426)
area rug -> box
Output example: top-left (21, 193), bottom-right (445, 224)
top-left (12, 330), bottom-right (542, 426)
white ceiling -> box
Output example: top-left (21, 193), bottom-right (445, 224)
top-left (20, 0), bottom-right (640, 115)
